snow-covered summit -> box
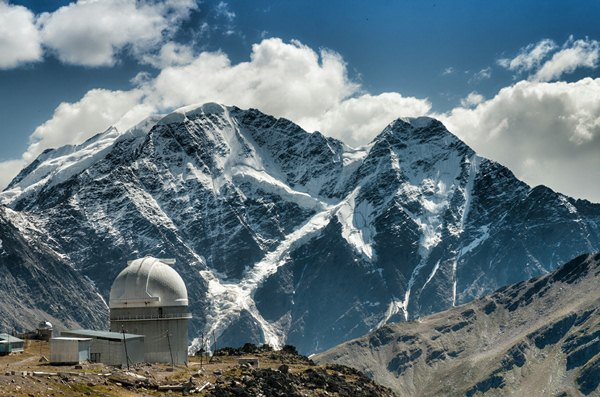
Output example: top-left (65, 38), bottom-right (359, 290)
top-left (378, 116), bottom-right (464, 147)
top-left (1, 116), bottom-right (161, 207)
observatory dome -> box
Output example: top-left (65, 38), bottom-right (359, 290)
top-left (109, 257), bottom-right (188, 309)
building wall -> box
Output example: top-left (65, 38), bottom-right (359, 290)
top-left (0, 339), bottom-right (24, 354)
top-left (89, 338), bottom-right (145, 367)
top-left (50, 339), bottom-right (91, 364)
top-left (10, 341), bottom-right (24, 353)
top-left (110, 306), bottom-right (189, 365)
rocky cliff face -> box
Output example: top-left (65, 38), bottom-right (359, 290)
top-left (315, 253), bottom-right (600, 396)
top-left (0, 205), bottom-right (107, 331)
top-left (1, 103), bottom-right (599, 354)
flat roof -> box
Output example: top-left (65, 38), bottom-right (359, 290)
top-left (51, 337), bottom-right (92, 341)
top-left (0, 334), bottom-right (24, 343)
top-left (61, 329), bottom-right (144, 341)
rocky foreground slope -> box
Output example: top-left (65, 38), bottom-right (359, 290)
top-left (1, 103), bottom-right (600, 354)
top-left (316, 253), bottom-right (600, 396)
top-left (0, 341), bottom-right (395, 397)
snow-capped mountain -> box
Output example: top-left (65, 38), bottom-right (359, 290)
top-left (1, 103), bottom-right (599, 354)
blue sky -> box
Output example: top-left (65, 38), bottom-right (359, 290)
top-left (1, 0), bottom-right (600, 201)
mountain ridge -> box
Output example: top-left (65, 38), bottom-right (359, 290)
top-left (1, 103), bottom-right (599, 355)
top-left (315, 253), bottom-right (600, 396)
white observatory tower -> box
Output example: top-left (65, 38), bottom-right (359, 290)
top-left (109, 257), bottom-right (191, 364)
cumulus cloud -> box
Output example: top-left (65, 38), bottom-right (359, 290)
top-left (141, 38), bottom-right (430, 145)
top-left (0, 1), bottom-right (42, 69)
top-left (141, 42), bottom-right (196, 69)
top-left (439, 78), bottom-right (600, 202)
top-left (460, 92), bottom-right (484, 108)
top-left (315, 93), bottom-right (431, 146)
top-left (499, 37), bottom-right (600, 82)
top-left (37, 0), bottom-right (197, 67)
top-left (145, 38), bottom-right (359, 122)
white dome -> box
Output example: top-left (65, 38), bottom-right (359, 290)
top-left (109, 257), bottom-right (188, 309)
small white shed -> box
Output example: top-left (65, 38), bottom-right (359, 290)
top-left (61, 329), bottom-right (145, 367)
top-left (50, 337), bottom-right (91, 364)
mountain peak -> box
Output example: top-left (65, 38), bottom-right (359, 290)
top-left (373, 116), bottom-right (459, 145)
top-left (157, 102), bottom-right (229, 126)
top-left (398, 116), bottom-right (438, 129)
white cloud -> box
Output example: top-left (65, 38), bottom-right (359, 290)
top-left (315, 93), bottom-right (431, 146)
top-left (499, 37), bottom-right (600, 82)
top-left (460, 92), bottom-right (484, 108)
top-left (141, 42), bottom-right (196, 69)
top-left (439, 78), bottom-right (600, 202)
top-left (142, 38), bottom-right (430, 145)
top-left (145, 38), bottom-right (358, 121)
top-left (469, 67), bottom-right (492, 83)
top-left (442, 67), bottom-right (455, 75)
top-left (0, 159), bottom-right (26, 190)
top-left (498, 39), bottom-right (557, 73)
top-left (23, 89), bottom-right (149, 163)
top-left (533, 37), bottom-right (600, 82)
top-left (215, 1), bottom-right (236, 22)
top-left (0, 1), bottom-right (42, 69)
top-left (38, 0), bottom-right (197, 67)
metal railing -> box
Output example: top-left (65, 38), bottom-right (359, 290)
top-left (110, 312), bottom-right (192, 321)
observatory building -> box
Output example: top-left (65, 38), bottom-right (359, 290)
top-left (109, 257), bottom-right (191, 364)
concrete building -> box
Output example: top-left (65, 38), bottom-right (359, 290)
top-left (50, 337), bottom-right (91, 364)
top-left (61, 329), bottom-right (145, 367)
top-left (109, 257), bottom-right (191, 364)
top-left (0, 334), bottom-right (24, 355)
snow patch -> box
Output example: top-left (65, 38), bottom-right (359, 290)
top-left (336, 187), bottom-right (377, 260)
top-left (193, 208), bottom-right (333, 351)
top-left (459, 225), bottom-right (490, 257)
top-left (559, 195), bottom-right (578, 214)
top-left (421, 259), bottom-right (441, 291)
top-left (376, 299), bottom-right (404, 329)
top-left (232, 165), bottom-right (325, 211)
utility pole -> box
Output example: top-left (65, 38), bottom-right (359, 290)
top-left (122, 326), bottom-right (130, 371)
top-left (167, 331), bottom-right (174, 369)
top-left (200, 332), bottom-right (204, 370)
top-left (209, 331), bottom-right (217, 363)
